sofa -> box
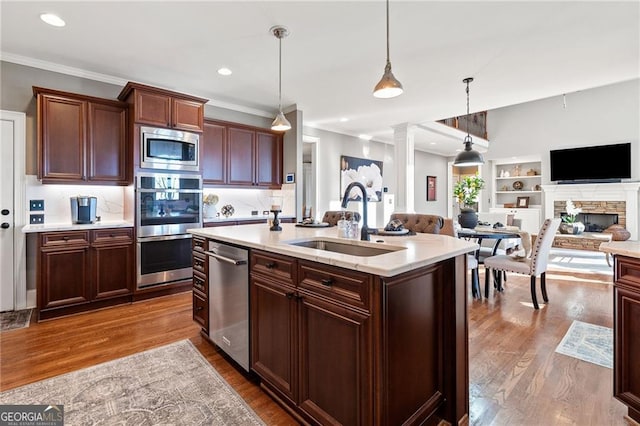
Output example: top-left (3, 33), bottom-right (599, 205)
top-left (389, 213), bottom-right (444, 234)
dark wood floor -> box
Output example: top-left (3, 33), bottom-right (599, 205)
top-left (0, 268), bottom-right (627, 425)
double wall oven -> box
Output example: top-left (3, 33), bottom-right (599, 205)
top-left (136, 172), bottom-right (202, 289)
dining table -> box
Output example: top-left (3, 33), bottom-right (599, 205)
top-left (456, 227), bottom-right (521, 298)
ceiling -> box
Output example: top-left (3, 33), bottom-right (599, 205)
top-left (1, 1), bottom-right (638, 156)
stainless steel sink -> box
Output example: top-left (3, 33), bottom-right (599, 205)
top-left (287, 239), bottom-right (405, 257)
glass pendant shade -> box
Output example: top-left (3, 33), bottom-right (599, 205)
top-left (271, 111), bottom-right (291, 131)
top-left (373, 61), bottom-right (403, 98)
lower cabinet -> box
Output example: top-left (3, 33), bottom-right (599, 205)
top-left (37, 228), bottom-right (134, 320)
top-left (614, 255), bottom-right (640, 423)
top-left (191, 243), bottom-right (468, 426)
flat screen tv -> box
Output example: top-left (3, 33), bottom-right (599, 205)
top-left (549, 143), bottom-right (631, 183)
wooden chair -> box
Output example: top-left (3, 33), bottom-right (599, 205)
top-left (483, 218), bottom-right (561, 309)
top-left (321, 210), bottom-right (361, 226)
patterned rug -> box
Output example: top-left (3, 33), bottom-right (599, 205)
top-left (0, 340), bottom-right (265, 425)
top-left (0, 309), bottom-right (32, 332)
top-left (555, 320), bottom-right (613, 368)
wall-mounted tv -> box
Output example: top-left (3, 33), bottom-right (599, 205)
top-left (549, 143), bottom-right (631, 183)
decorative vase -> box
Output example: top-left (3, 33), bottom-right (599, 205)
top-left (559, 222), bottom-right (585, 235)
top-left (203, 204), bottom-right (217, 219)
top-left (458, 208), bottom-right (478, 229)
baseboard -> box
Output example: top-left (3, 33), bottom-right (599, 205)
top-left (26, 289), bottom-right (37, 308)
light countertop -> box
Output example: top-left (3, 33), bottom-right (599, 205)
top-left (188, 223), bottom-right (478, 277)
top-left (600, 240), bottom-right (640, 259)
top-left (203, 215), bottom-right (295, 223)
top-left (22, 220), bottom-right (134, 233)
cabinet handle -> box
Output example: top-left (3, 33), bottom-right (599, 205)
top-left (286, 292), bottom-right (294, 299)
top-left (62, 236), bottom-right (70, 241)
top-left (196, 306), bottom-right (203, 311)
top-left (110, 234), bottom-right (115, 238)
top-left (321, 278), bottom-right (334, 286)
top-left (265, 262), bottom-right (276, 269)
top-left (295, 294), bottom-right (304, 301)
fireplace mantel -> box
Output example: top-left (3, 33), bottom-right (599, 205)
top-left (542, 183), bottom-right (640, 240)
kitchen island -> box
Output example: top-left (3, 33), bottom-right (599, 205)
top-left (189, 223), bottom-right (478, 426)
top-left (600, 241), bottom-right (640, 424)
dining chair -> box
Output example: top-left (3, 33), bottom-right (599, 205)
top-left (389, 213), bottom-right (444, 234)
top-left (442, 218), bottom-right (481, 298)
top-left (321, 210), bottom-right (361, 226)
top-left (483, 218), bottom-right (561, 309)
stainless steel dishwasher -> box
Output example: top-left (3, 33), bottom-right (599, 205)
top-left (205, 241), bottom-right (249, 371)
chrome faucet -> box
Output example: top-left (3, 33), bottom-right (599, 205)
top-left (341, 182), bottom-right (370, 241)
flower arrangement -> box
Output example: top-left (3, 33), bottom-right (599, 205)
top-left (453, 173), bottom-right (485, 208)
top-left (563, 199), bottom-right (582, 223)
top-left (203, 194), bottom-right (219, 206)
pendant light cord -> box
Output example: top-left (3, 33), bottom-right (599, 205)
top-left (386, 0), bottom-right (390, 64)
top-left (278, 36), bottom-right (283, 111)
top-left (466, 80), bottom-right (470, 139)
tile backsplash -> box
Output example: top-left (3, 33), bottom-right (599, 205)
top-left (203, 184), bottom-right (296, 219)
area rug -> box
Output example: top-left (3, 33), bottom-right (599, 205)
top-left (0, 308), bottom-right (32, 332)
top-left (547, 248), bottom-right (613, 275)
top-left (555, 320), bottom-right (613, 368)
top-left (0, 340), bottom-right (265, 425)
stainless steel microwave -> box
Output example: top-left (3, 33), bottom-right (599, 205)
top-left (140, 126), bottom-right (199, 172)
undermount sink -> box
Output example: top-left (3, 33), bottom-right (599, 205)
top-left (287, 238), bottom-right (405, 257)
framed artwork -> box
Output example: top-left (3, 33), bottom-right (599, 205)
top-left (340, 155), bottom-right (383, 202)
top-left (516, 196), bottom-right (530, 208)
top-left (427, 176), bottom-right (437, 201)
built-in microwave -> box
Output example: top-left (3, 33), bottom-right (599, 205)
top-left (140, 126), bottom-right (199, 172)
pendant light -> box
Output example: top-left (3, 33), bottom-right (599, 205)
top-left (271, 25), bottom-right (291, 131)
top-left (373, 0), bottom-right (403, 98)
top-left (453, 77), bottom-right (485, 166)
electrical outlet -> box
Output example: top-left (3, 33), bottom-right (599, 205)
top-left (30, 214), bottom-right (44, 224)
top-left (262, 210), bottom-right (269, 215)
top-left (30, 199), bottom-right (45, 211)
top-left (251, 210), bottom-right (258, 216)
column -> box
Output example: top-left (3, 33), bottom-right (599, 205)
top-left (392, 123), bottom-right (416, 213)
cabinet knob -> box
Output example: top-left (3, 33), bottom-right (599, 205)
top-left (110, 234), bottom-right (115, 238)
top-left (1, 209), bottom-right (9, 216)
top-left (196, 306), bottom-right (203, 311)
top-left (62, 236), bottom-right (70, 241)
top-left (286, 292), bottom-right (294, 299)
top-left (321, 278), bottom-right (334, 286)
top-left (265, 262), bottom-right (276, 269)
top-left (1, 222), bottom-right (9, 229)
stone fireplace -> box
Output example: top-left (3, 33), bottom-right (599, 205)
top-left (542, 183), bottom-right (640, 240)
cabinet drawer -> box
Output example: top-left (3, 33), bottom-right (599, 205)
top-left (616, 256), bottom-right (640, 289)
top-left (91, 228), bottom-right (133, 245)
top-left (298, 261), bottom-right (371, 312)
top-left (193, 236), bottom-right (206, 252)
top-left (251, 251), bottom-right (295, 284)
top-left (193, 251), bottom-right (207, 275)
top-left (193, 292), bottom-right (209, 331)
top-left (41, 231), bottom-right (90, 248)
top-left (193, 271), bottom-right (207, 296)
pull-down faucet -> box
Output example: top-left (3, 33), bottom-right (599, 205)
top-left (341, 182), bottom-right (370, 241)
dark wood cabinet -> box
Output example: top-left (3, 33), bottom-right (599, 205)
top-left (37, 228), bottom-right (134, 320)
top-left (249, 249), bottom-right (468, 426)
top-left (613, 255), bottom-right (640, 423)
top-left (118, 81), bottom-right (207, 132)
top-left (201, 119), bottom-right (283, 188)
top-left (192, 236), bottom-right (209, 332)
top-left (34, 87), bottom-right (129, 185)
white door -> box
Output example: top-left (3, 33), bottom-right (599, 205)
top-left (0, 115), bottom-right (15, 311)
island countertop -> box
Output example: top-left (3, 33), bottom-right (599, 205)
top-left (600, 240), bottom-right (640, 259)
top-left (188, 223), bottom-right (478, 277)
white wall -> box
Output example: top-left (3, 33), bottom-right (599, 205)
top-left (414, 150), bottom-right (449, 215)
top-left (486, 79), bottom-right (640, 184)
top-left (302, 127), bottom-right (395, 227)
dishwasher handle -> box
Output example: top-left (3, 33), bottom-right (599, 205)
top-left (204, 250), bottom-right (247, 266)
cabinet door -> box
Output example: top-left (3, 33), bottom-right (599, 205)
top-left (255, 131), bottom-right (282, 187)
top-left (92, 243), bottom-right (133, 300)
top-left (172, 98), bottom-right (204, 132)
top-left (251, 275), bottom-right (298, 404)
top-left (38, 94), bottom-right (86, 182)
top-left (202, 121), bottom-right (227, 184)
top-left (39, 248), bottom-right (90, 309)
top-left (134, 91), bottom-right (171, 127)
top-left (87, 102), bottom-right (128, 183)
top-left (227, 127), bottom-right (255, 186)
top-left (297, 292), bottom-right (372, 426)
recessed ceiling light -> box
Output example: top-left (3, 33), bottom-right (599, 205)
top-left (40, 13), bottom-right (65, 27)
top-left (455, 149), bottom-right (462, 152)
top-left (339, 118), bottom-right (349, 122)
top-left (217, 67), bottom-right (232, 76)
top-left (358, 134), bottom-right (372, 140)
top-left (430, 142), bottom-right (436, 145)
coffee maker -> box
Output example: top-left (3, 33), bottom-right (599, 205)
top-left (70, 196), bottom-right (98, 224)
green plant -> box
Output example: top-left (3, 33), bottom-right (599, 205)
top-left (453, 173), bottom-right (485, 208)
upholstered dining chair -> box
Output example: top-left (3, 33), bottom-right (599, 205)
top-left (321, 210), bottom-right (361, 226)
top-left (483, 218), bottom-right (561, 309)
top-left (442, 218), bottom-right (481, 298)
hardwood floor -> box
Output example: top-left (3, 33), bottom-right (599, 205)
top-left (0, 268), bottom-right (627, 425)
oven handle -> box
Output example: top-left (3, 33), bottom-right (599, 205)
top-left (204, 250), bottom-right (247, 266)
top-left (137, 189), bottom-right (202, 193)
top-left (137, 234), bottom-right (193, 242)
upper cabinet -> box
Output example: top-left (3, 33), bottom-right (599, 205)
top-left (34, 87), bottom-right (130, 185)
top-left (118, 81), bottom-right (207, 132)
top-left (202, 119), bottom-right (283, 188)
